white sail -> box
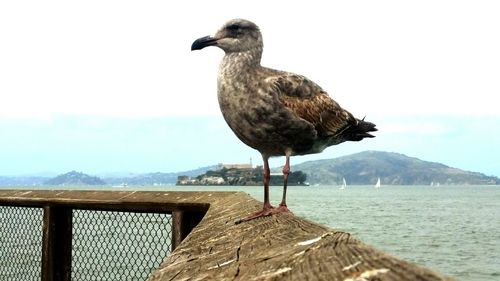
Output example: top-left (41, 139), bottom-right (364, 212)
top-left (340, 177), bottom-right (347, 190)
top-left (375, 177), bottom-right (381, 188)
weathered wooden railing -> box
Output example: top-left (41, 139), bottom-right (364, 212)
top-left (0, 190), bottom-right (453, 281)
top-left (0, 190), bottom-right (209, 281)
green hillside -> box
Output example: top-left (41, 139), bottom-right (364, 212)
top-left (293, 151), bottom-right (499, 185)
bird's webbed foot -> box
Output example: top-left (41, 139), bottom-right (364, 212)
top-left (234, 204), bottom-right (292, 224)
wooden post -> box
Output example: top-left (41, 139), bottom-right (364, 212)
top-left (41, 206), bottom-right (73, 281)
top-left (171, 210), bottom-right (205, 252)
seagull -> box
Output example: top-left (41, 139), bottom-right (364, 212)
top-left (191, 19), bottom-right (377, 223)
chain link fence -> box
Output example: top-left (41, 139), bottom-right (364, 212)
top-left (0, 206), bottom-right (173, 281)
top-left (71, 210), bottom-right (172, 281)
top-left (0, 206), bottom-right (43, 281)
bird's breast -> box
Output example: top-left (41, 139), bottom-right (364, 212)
top-left (216, 76), bottom-right (318, 156)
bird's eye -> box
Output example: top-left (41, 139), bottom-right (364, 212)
top-left (226, 24), bottom-right (244, 38)
top-left (227, 24), bottom-right (241, 31)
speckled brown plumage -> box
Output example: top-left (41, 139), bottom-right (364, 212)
top-left (192, 19), bottom-right (377, 223)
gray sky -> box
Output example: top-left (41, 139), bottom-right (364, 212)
top-left (1, 1), bottom-right (499, 176)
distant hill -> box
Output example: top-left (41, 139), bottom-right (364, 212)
top-left (0, 176), bottom-right (47, 186)
top-left (2, 153), bottom-right (497, 186)
top-left (44, 171), bottom-right (106, 186)
top-left (104, 165), bottom-right (217, 185)
top-left (293, 151), bottom-right (499, 185)
top-left (0, 165), bottom-right (217, 186)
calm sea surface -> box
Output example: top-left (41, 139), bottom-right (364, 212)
top-left (2, 185), bottom-right (499, 280)
top-left (150, 185), bottom-right (500, 281)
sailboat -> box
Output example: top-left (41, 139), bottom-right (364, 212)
top-left (374, 177), bottom-right (381, 189)
top-left (339, 177), bottom-right (347, 190)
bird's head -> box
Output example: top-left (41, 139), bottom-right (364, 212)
top-left (191, 19), bottom-right (263, 53)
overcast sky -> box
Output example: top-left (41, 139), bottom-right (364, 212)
top-left (1, 1), bottom-right (499, 177)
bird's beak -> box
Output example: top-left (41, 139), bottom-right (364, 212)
top-left (191, 35), bottom-right (219, 51)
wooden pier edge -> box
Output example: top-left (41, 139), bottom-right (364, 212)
top-left (148, 192), bottom-right (454, 281)
top-left (0, 189), bottom-right (453, 280)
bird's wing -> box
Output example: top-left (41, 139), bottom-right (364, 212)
top-left (266, 73), bottom-right (356, 137)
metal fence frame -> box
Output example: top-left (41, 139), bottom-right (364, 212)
top-left (0, 191), bottom-right (207, 281)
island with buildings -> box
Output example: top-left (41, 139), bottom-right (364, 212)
top-left (176, 163), bottom-right (308, 186)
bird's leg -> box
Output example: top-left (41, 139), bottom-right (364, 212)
top-left (277, 153), bottom-right (292, 213)
top-left (262, 154), bottom-right (273, 210)
top-left (235, 154), bottom-right (275, 224)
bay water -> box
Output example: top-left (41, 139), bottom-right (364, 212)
top-left (155, 185), bottom-right (500, 281)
